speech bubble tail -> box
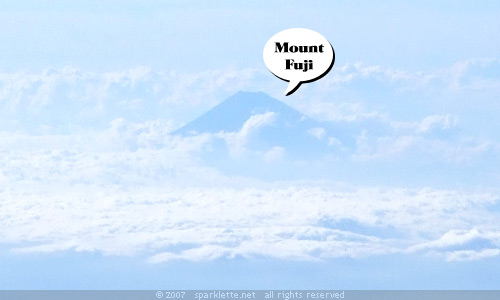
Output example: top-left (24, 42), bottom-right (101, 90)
top-left (284, 81), bottom-right (301, 96)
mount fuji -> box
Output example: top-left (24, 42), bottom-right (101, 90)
top-left (174, 91), bottom-right (354, 159)
top-left (172, 92), bottom-right (357, 179)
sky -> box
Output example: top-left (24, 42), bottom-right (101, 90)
top-left (1, 0), bottom-right (500, 289)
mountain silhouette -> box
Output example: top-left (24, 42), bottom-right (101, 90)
top-left (175, 91), bottom-right (314, 134)
top-left (171, 91), bottom-right (361, 179)
top-left (173, 91), bottom-right (353, 160)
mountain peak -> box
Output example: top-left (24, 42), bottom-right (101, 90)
top-left (174, 91), bottom-right (308, 134)
top-left (172, 91), bottom-right (353, 167)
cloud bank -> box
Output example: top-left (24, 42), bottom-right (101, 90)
top-left (1, 59), bottom-right (500, 262)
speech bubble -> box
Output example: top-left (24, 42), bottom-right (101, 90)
top-left (263, 28), bottom-right (335, 96)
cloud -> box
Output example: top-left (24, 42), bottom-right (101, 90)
top-left (407, 229), bottom-right (500, 261)
top-left (417, 114), bottom-right (456, 133)
top-left (295, 101), bottom-right (384, 123)
top-left (290, 59), bottom-right (500, 133)
top-left (0, 67), bottom-right (271, 132)
top-left (445, 249), bottom-right (500, 262)
top-left (353, 131), bottom-right (493, 163)
top-left (391, 114), bottom-right (459, 134)
top-left (308, 127), bottom-right (326, 140)
top-left (319, 59), bottom-right (500, 93)
top-left (274, 60), bottom-right (500, 165)
top-left (219, 112), bottom-right (276, 157)
top-left (1, 59), bottom-right (498, 139)
top-left (264, 146), bottom-right (285, 163)
top-left (1, 60), bottom-right (500, 263)
top-left (410, 229), bottom-right (488, 251)
top-left (1, 145), bottom-right (499, 262)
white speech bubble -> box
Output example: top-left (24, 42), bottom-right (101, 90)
top-left (263, 28), bottom-right (335, 96)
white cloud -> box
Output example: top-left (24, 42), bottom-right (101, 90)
top-left (0, 67), bottom-right (272, 132)
top-left (390, 114), bottom-right (459, 134)
top-left (353, 131), bottom-right (418, 161)
top-left (417, 114), bottom-right (458, 133)
top-left (264, 146), bottom-right (285, 163)
top-left (1, 60), bottom-right (498, 143)
top-left (220, 112), bottom-right (276, 157)
top-left (445, 249), bottom-right (500, 262)
top-left (352, 126), bottom-right (493, 163)
top-left (288, 59), bottom-right (500, 133)
top-left (1, 147), bottom-right (499, 262)
top-left (328, 137), bottom-right (341, 147)
top-left (296, 101), bottom-right (384, 123)
top-left (319, 59), bottom-right (500, 93)
top-left (1, 60), bottom-right (500, 263)
top-left (308, 127), bottom-right (326, 140)
top-left (408, 229), bottom-right (500, 258)
top-left (409, 229), bottom-right (483, 252)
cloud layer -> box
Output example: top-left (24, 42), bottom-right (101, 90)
top-left (1, 60), bottom-right (500, 262)
top-left (2, 174), bottom-right (499, 262)
top-left (1, 124), bottom-right (499, 263)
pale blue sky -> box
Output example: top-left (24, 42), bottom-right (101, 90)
top-left (1, 1), bottom-right (499, 72)
top-left (1, 0), bottom-right (500, 289)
